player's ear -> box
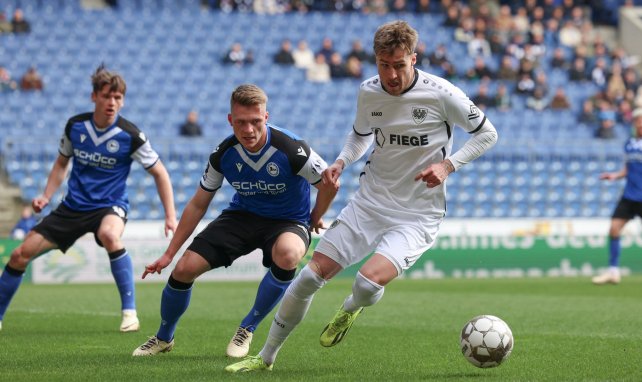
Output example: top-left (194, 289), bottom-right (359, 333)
top-left (227, 113), bottom-right (233, 126)
top-left (265, 111), bottom-right (269, 121)
top-left (90, 92), bottom-right (96, 103)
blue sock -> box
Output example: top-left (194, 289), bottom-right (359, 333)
top-left (608, 237), bottom-right (621, 267)
top-left (0, 265), bottom-right (25, 321)
top-left (109, 249), bottom-right (135, 310)
top-left (157, 276), bottom-right (192, 342)
top-left (240, 268), bottom-right (293, 332)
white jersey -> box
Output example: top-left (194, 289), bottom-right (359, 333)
top-left (350, 69), bottom-right (491, 220)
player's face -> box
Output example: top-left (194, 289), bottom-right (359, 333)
top-left (91, 85), bottom-right (124, 128)
top-left (376, 48), bottom-right (416, 96)
top-left (228, 103), bottom-right (268, 152)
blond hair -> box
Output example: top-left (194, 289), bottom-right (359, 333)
top-left (91, 64), bottom-right (126, 95)
top-left (373, 20), bottom-right (419, 57)
top-left (230, 84), bottom-right (268, 110)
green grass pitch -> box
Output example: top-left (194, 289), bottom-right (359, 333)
top-left (0, 276), bottom-right (640, 381)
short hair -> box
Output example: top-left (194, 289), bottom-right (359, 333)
top-left (91, 64), bottom-right (126, 95)
top-left (230, 84), bottom-right (268, 110)
top-left (373, 20), bottom-right (419, 57)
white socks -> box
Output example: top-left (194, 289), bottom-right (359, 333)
top-left (343, 271), bottom-right (384, 313)
top-left (259, 265), bottom-right (326, 364)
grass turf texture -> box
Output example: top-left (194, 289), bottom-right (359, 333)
top-left (0, 277), bottom-right (640, 382)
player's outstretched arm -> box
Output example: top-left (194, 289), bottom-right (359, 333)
top-left (142, 186), bottom-right (214, 279)
top-left (33, 154), bottom-right (70, 213)
top-left (310, 177), bottom-right (340, 233)
top-left (600, 167), bottom-right (626, 181)
top-left (147, 160), bottom-right (178, 236)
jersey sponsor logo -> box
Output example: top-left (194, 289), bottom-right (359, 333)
top-left (390, 133), bottom-right (429, 146)
top-left (296, 146), bottom-right (307, 157)
top-left (467, 105), bottom-right (480, 120)
top-left (230, 180), bottom-right (287, 195)
top-left (80, 134), bottom-right (87, 143)
top-left (371, 111), bottom-right (382, 117)
top-left (328, 219), bottom-right (340, 229)
top-left (412, 107), bottom-right (428, 124)
top-left (73, 148), bottom-right (117, 168)
top-left (266, 162), bottom-right (279, 176)
top-left (236, 163), bottom-right (243, 172)
top-left (311, 158), bottom-right (324, 176)
top-left (106, 139), bottom-right (120, 153)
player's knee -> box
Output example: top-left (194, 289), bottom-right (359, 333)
top-left (97, 230), bottom-right (122, 250)
top-left (352, 271), bottom-right (384, 307)
top-left (9, 246), bottom-right (30, 269)
top-left (288, 265), bottom-right (326, 299)
top-left (272, 249), bottom-right (304, 271)
top-left (171, 260), bottom-right (199, 283)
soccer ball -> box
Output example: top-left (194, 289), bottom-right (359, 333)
top-left (460, 315), bottom-right (513, 368)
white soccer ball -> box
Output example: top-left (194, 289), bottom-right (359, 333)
top-left (460, 315), bottom-right (513, 368)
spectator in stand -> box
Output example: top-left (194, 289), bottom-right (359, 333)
top-left (493, 5), bottom-right (513, 44)
top-left (19, 66), bottom-right (43, 91)
top-left (526, 87), bottom-right (548, 111)
top-left (10, 205), bottom-right (38, 240)
top-left (306, 53), bottom-right (330, 83)
top-left (317, 37), bottom-right (336, 63)
top-left (273, 39), bottom-right (295, 65)
top-left (559, 20), bottom-right (582, 48)
top-left (515, 72), bottom-right (535, 95)
top-left (223, 43), bottom-right (253, 66)
top-left (11, 8), bottom-right (30, 34)
top-left (292, 40), bottom-right (314, 70)
top-left (549, 87), bottom-right (571, 110)
top-left (454, 17), bottom-right (475, 43)
top-left (0, 66), bottom-right (18, 92)
top-left (591, 57), bottom-right (609, 87)
top-left (618, 99), bottom-right (634, 125)
top-left (494, 83), bottom-right (512, 111)
top-left (465, 57), bottom-right (495, 81)
top-left (427, 43), bottom-right (450, 69)
top-left (578, 99), bottom-right (598, 125)
top-left (179, 110), bottom-right (203, 137)
top-left (0, 11), bottom-right (12, 34)
top-left (471, 82), bottom-right (496, 110)
top-left (596, 100), bottom-right (618, 139)
top-left (329, 52), bottom-right (349, 79)
top-left (550, 47), bottom-right (569, 70)
top-left (497, 55), bottom-right (518, 81)
top-left (468, 31), bottom-right (491, 58)
top-left (512, 7), bottom-right (530, 36)
top-left (346, 39), bottom-right (373, 64)
top-left (415, 0), bottom-right (433, 13)
top-left (345, 56), bottom-right (363, 79)
top-left (414, 41), bottom-right (429, 68)
top-left (623, 68), bottom-right (640, 93)
top-left (442, 4), bottom-right (459, 27)
top-left (568, 57), bottom-right (589, 82)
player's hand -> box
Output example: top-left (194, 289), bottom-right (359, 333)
top-left (309, 217), bottom-right (326, 234)
top-left (142, 253), bottom-right (173, 279)
top-left (599, 172), bottom-right (618, 181)
top-left (164, 216), bottom-right (177, 237)
top-left (322, 161), bottom-right (344, 189)
top-left (32, 196), bottom-right (49, 213)
top-left (415, 160), bottom-right (454, 188)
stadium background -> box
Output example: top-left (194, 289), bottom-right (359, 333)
top-left (1, 0), bottom-right (642, 282)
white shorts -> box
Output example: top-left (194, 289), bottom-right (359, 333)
top-left (315, 199), bottom-right (442, 275)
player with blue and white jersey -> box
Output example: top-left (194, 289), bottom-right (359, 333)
top-left (227, 20), bottom-right (498, 373)
top-left (593, 108), bottom-right (642, 285)
top-left (133, 84), bottom-right (337, 358)
top-left (0, 65), bottom-right (177, 333)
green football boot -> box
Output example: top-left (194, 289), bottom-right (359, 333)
top-left (319, 306), bottom-right (363, 347)
top-left (225, 355), bottom-right (273, 373)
